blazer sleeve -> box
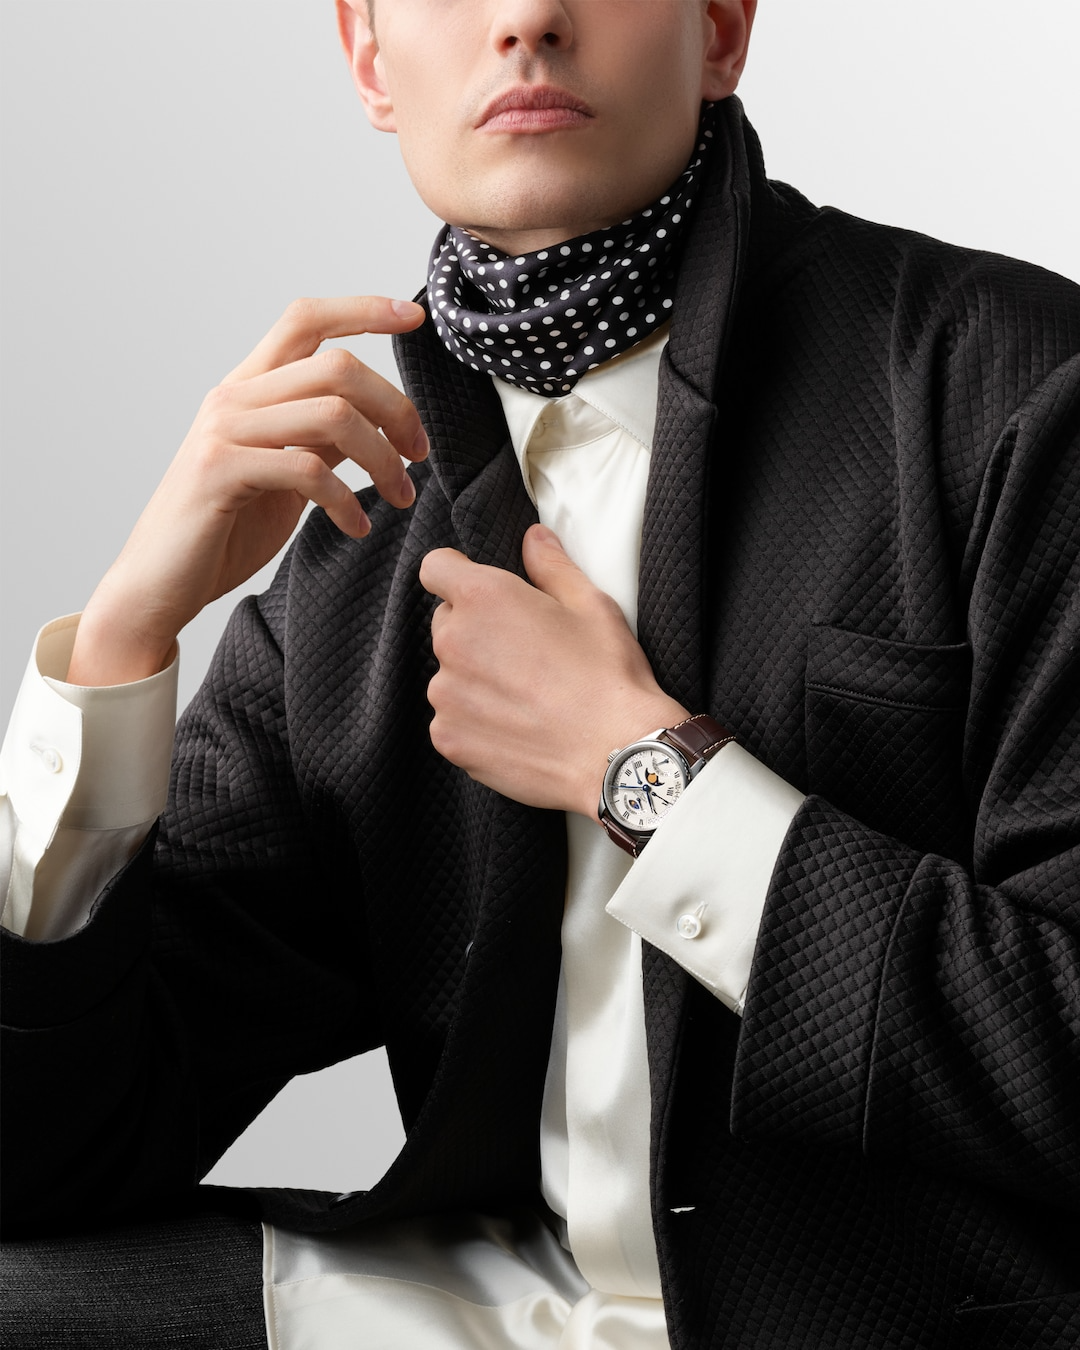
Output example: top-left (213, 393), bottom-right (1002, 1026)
top-left (0, 571), bottom-right (384, 1236)
top-left (731, 348), bottom-right (1080, 1213)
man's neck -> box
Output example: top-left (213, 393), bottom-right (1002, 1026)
top-left (457, 218), bottom-right (615, 256)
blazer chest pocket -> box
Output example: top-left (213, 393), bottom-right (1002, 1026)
top-left (804, 625), bottom-right (972, 859)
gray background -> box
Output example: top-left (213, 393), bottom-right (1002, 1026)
top-left (2, 1), bottom-right (1078, 1190)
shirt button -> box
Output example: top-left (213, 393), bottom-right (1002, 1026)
top-left (676, 913), bottom-right (702, 940)
top-left (32, 744), bottom-right (63, 773)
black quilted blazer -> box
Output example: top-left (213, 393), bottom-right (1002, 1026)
top-left (5, 100), bottom-right (1080, 1349)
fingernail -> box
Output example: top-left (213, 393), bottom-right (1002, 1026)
top-left (392, 299), bottom-right (423, 318)
top-left (412, 426), bottom-right (430, 458)
top-left (357, 508), bottom-right (371, 537)
top-left (400, 472), bottom-right (416, 505)
top-left (531, 523), bottom-right (555, 544)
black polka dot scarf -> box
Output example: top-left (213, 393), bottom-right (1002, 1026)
top-left (427, 103), bottom-right (718, 395)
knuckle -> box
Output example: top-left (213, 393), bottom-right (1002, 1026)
top-left (427, 715), bottom-right (447, 753)
top-left (200, 383), bottom-right (233, 416)
top-left (434, 624), bottom-right (464, 665)
top-left (197, 409), bottom-right (232, 447)
top-left (422, 547), bottom-right (450, 576)
top-left (319, 346), bottom-right (357, 381)
top-left (428, 715), bottom-right (462, 765)
top-left (190, 436), bottom-right (234, 483)
top-left (587, 588), bottom-right (623, 624)
top-left (283, 296), bottom-right (320, 329)
top-left (293, 451), bottom-right (328, 487)
top-left (429, 611), bottom-right (455, 656)
top-left (426, 671), bottom-right (449, 716)
top-left (318, 394), bottom-right (355, 430)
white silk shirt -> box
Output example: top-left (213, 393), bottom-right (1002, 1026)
top-left (0, 330), bottom-right (804, 1349)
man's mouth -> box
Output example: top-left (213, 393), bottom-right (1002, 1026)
top-left (476, 85), bottom-right (594, 134)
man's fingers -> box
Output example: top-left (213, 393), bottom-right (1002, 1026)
top-left (211, 345), bottom-right (429, 464)
top-left (422, 531), bottom-right (609, 642)
top-left (521, 523), bottom-right (595, 604)
top-left (220, 398), bottom-right (416, 508)
top-left (207, 445), bottom-right (371, 538)
top-left (419, 547), bottom-right (474, 601)
top-left (423, 530), bottom-right (599, 610)
top-left (223, 295), bottom-right (426, 385)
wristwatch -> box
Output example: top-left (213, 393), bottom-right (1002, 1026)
top-left (598, 713), bottom-right (736, 857)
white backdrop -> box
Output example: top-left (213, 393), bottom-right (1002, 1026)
top-left (2, 1), bottom-right (1078, 1190)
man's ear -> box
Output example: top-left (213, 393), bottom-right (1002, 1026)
top-left (701, 0), bottom-right (757, 101)
top-left (336, 0), bottom-right (396, 132)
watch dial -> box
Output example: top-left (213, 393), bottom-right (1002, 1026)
top-left (606, 743), bottom-right (688, 834)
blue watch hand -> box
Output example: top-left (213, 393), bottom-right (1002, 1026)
top-left (636, 779), bottom-right (659, 814)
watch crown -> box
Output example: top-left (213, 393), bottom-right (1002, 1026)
top-left (607, 749), bottom-right (619, 763)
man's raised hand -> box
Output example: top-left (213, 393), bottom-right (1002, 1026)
top-left (419, 525), bottom-right (688, 820)
top-left (68, 296), bottom-right (427, 686)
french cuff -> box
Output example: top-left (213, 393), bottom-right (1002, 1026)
top-left (0, 616), bottom-right (178, 937)
top-left (0, 613), bottom-right (178, 850)
top-left (605, 742), bottom-right (804, 1014)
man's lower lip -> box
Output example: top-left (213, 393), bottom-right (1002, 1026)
top-left (481, 108), bottom-right (591, 133)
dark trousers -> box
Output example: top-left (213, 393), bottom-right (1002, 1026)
top-left (0, 1208), bottom-right (266, 1349)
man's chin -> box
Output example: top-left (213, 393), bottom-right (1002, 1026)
top-left (446, 182), bottom-right (643, 255)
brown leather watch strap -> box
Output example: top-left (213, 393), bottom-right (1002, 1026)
top-left (660, 713), bottom-right (736, 766)
top-left (600, 814), bottom-right (649, 858)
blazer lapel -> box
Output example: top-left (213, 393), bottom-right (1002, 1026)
top-left (397, 314), bottom-right (538, 575)
top-left (638, 97), bottom-right (753, 708)
top-left (385, 318), bottom-right (565, 1217)
top-left (638, 98), bottom-right (755, 1133)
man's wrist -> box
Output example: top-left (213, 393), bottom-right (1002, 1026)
top-left (66, 596), bottom-right (178, 688)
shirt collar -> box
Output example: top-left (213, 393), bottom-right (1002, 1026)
top-left (493, 323), bottom-right (670, 477)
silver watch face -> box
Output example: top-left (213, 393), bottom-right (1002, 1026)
top-left (602, 739), bottom-right (690, 836)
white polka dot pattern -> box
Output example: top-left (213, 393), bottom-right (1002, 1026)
top-left (427, 105), bottom-right (718, 396)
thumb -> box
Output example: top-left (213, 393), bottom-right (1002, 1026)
top-left (521, 523), bottom-right (594, 604)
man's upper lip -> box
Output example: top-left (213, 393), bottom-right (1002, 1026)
top-left (476, 85), bottom-right (594, 127)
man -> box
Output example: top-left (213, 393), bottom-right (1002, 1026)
top-left (3, 2), bottom-right (1079, 1348)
